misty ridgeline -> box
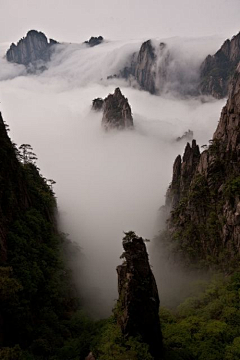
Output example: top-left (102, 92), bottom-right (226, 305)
top-left (0, 28), bottom-right (240, 360)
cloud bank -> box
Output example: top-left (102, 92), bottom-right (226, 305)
top-left (0, 37), bottom-right (226, 316)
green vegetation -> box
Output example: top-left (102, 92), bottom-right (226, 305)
top-left (161, 273), bottom-right (240, 360)
top-left (92, 317), bottom-right (153, 360)
top-left (0, 137), bottom-right (153, 359)
top-left (224, 176), bottom-right (240, 203)
top-left (0, 137), bottom-right (97, 359)
top-left (167, 158), bottom-right (240, 269)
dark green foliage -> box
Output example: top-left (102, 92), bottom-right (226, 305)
top-left (0, 144), bottom-right (95, 359)
top-left (92, 317), bottom-right (153, 360)
top-left (161, 273), bottom-right (240, 360)
top-left (224, 176), bottom-right (240, 203)
top-left (167, 162), bottom-right (240, 269)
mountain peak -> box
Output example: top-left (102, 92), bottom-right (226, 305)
top-left (6, 30), bottom-right (58, 68)
top-left (102, 88), bottom-right (134, 130)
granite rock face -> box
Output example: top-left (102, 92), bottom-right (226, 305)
top-left (84, 36), bottom-right (103, 47)
top-left (6, 30), bottom-right (58, 68)
top-left (121, 40), bottom-right (169, 94)
top-left (119, 39), bottom-right (200, 96)
top-left (121, 40), bottom-right (158, 94)
top-left (166, 140), bottom-right (200, 209)
top-left (162, 65), bottom-right (240, 269)
top-left (116, 231), bottom-right (163, 359)
top-left (101, 88), bottom-right (134, 130)
top-left (199, 31), bottom-right (240, 98)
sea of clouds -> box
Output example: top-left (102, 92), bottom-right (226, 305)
top-left (0, 36), bottom-right (226, 316)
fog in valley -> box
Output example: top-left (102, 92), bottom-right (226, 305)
top-left (0, 37), bottom-right (226, 317)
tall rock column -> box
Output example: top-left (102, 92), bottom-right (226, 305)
top-left (116, 231), bottom-right (163, 360)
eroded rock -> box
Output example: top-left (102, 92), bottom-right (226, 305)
top-left (6, 30), bottom-right (58, 69)
top-left (116, 231), bottom-right (163, 359)
top-left (101, 88), bottom-right (134, 130)
top-left (199, 31), bottom-right (240, 98)
top-left (162, 65), bottom-right (240, 268)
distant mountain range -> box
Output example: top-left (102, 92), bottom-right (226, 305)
top-left (5, 30), bottom-right (240, 99)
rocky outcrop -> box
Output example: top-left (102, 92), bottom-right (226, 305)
top-left (101, 88), bottom-right (134, 130)
top-left (162, 65), bottom-right (240, 269)
top-left (121, 40), bottom-right (158, 94)
top-left (84, 36), bottom-right (103, 47)
top-left (199, 31), bottom-right (240, 98)
top-left (6, 30), bottom-right (58, 68)
top-left (119, 39), bottom-right (201, 96)
top-left (116, 231), bottom-right (163, 359)
top-left (166, 140), bottom-right (200, 209)
top-left (92, 97), bottom-right (104, 111)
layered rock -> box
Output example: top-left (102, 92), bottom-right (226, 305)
top-left (116, 231), bottom-right (163, 359)
top-left (84, 36), bottom-right (104, 47)
top-left (162, 65), bottom-right (240, 269)
top-left (6, 30), bottom-right (58, 68)
top-left (199, 31), bottom-right (240, 98)
top-left (101, 88), bottom-right (134, 130)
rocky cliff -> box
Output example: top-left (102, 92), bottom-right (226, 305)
top-left (162, 64), bottom-right (240, 270)
top-left (93, 88), bottom-right (134, 130)
top-left (6, 30), bottom-right (58, 68)
top-left (119, 39), bottom-right (200, 96)
top-left (121, 40), bottom-right (159, 94)
top-left (199, 31), bottom-right (240, 98)
top-left (116, 231), bottom-right (163, 359)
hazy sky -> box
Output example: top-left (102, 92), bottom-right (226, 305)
top-left (1, 0), bottom-right (239, 44)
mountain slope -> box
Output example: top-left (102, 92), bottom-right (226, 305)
top-left (0, 112), bottom-right (96, 359)
top-left (199, 31), bottom-right (240, 98)
top-left (160, 64), bottom-right (240, 269)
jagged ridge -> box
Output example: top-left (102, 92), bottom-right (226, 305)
top-left (199, 31), bottom-right (240, 98)
top-left (162, 64), bottom-right (240, 269)
top-left (6, 30), bottom-right (58, 68)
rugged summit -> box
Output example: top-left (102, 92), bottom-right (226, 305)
top-left (162, 65), bottom-right (240, 269)
top-left (166, 140), bottom-right (200, 209)
top-left (6, 30), bottom-right (58, 67)
top-left (84, 36), bottom-right (104, 47)
top-left (116, 231), bottom-right (163, 359)
top-left (98, 88), bottom-right (133, 130)
top-left (121, 40), bottom-right (159, 94)
top-left (199, 31), bottom-right (240, 98)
